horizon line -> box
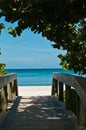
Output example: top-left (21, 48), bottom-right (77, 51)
top-left (6, 67), bottom-right (62, 70)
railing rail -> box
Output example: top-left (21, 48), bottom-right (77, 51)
top-left (52, 73), bottom-right (86, 127)
top-left (0, 73), bottom-right (18, 112)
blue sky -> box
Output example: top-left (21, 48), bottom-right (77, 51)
top-left (0, 17), bottom-right (66, 69)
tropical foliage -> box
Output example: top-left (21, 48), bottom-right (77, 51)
top-left (0, 0), bottom-right (86, 75)
top-left (0, 50), bottom-right (6, 75)
top-left (0, 63), bottom-right (6, 75)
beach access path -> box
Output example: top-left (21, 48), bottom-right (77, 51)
top-left (0, 86), bottom-right (76, 130)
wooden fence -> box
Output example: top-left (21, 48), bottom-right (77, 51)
top-left (52, 73), bottom-right (86, 127)
top-left (0, 73), bottom-right (18, 112)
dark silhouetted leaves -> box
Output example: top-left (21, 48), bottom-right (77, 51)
top-left (0, 0), bottom-right (86, 75)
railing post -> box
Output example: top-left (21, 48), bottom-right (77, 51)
top-left (12, 79), bottom-right (18, 97)
top-left (14, 79), bottom-right (18, 96)
top-left (1, 86), bottom-right (8, 112)
top-left (52, 78), bottom-right (58, 96)
top-left (52, 78), bottom-right (55, 95)
top-left (65, 85), bottom-right (71, 110)
top-left (58, 81), bottom-right (63, 101)
top-left (55, 79), bottom-right (58, 95)
top-left (7, 83), bottom-right (13, 102)
top-left (76, 95), bottom-right (86, 126)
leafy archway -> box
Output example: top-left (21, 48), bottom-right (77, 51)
top-left (0, 0), bottom-right (86, 75)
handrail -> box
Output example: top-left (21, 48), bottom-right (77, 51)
top-left (0, 73), bottom-right (18, 112)
top-left (53, 73), bottom-right (86, 108)
top-left (0, 73), bottom-right (17, 88)
top-left (52, 73), bottom-right (86, 127)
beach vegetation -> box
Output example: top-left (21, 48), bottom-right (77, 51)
top-left (0, 50), bottom-right (6, 76)
top-left (0, 0), bottom-right (86, 75)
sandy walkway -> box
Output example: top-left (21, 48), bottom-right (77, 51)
top-left (18, 86), bottom-right (52, 96)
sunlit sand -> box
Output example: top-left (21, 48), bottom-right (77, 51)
top-left (18, 86), bottom-right (52, 96)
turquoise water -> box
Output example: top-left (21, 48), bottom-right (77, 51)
top-left (6, 68), bottom-right (75, 86)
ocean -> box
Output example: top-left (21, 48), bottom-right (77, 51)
top-left (6, 68), bottom-right (75, 86)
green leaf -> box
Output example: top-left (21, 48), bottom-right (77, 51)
top-left (8, 28), bottom-right (16, 37)
top-left (0, 23), bottom-right (5, 29)
top-left (68, 23), bottom-right (72, 27)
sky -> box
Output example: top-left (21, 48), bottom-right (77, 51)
top-left (0, 17), bottom-right (66, 69)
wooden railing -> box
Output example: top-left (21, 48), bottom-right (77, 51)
top-left (0, 73), bottom-right (18, 112)
top-left (52, 73), bottom-right (86, 127)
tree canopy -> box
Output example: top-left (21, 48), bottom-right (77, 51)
top-left (0, 0), bottom-right (86, 75)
